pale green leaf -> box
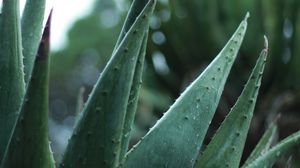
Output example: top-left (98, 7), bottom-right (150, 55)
top-left (195, 39), bottom-right (268, 168)
top-left (242, 123), bottom-right (278, 167)
top-left (245, 130), bottom-right (300, 168)
top-left (113, 0), bottom-right (149, 52)
top-left (119, 32), bottom-right (148, 165)
top-left (22, 0), bottom-right (46, 84)
top-left (123, 13), bottom-right (249, 168)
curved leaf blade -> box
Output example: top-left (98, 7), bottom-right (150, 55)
top-left (0, 0), bottom-right (25, 161)
top-left (245, 130), bottom-right (300, 168)
top-left (195, 38), bottom-right (268, 168)
top-left (242, 123), bottom-right (278, 167)
top-left (59, 1), bottom-right (156, 168)
top-left (123, 13), bottom-right (249, 168)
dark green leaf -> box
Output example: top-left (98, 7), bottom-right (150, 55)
top-left (59, 1), bottom-right (156, 168)
top-left (1, 12), bottom-right (55, 168)
top-left (0, 0), bottom-right (25, 161)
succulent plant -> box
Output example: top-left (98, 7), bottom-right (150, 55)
top-left (0, 0), bottom-right (299, 168)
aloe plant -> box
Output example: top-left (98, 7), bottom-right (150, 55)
top-left (0, 0), bottom-right (300, 168)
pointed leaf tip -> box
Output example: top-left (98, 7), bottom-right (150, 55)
top-left (124, 16), bottom-right (248, 168)
top-left (264, 35), bottom-right (268, 51)
top-left (245, 12), bottom-right (250, 20)
top-left (195, 42), bottom-right (268, 168)
top-left (260, 36), bottom-right (269, 61)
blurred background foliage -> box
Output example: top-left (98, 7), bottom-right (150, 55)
top-left (49, 0), bottom-right (300, 166)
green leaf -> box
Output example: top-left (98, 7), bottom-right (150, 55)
top-left (195, 39), bottom-right (268, 168)
top-left (0, 0), bottom-right (25, 161)
top-left (114, 1), bottom-right (151, 163)
top-left (113, 0), bottom-right (149, 51)
top-left (1, 13), bottom-right (55, 168)
top-left (242, 123), bottom-right (278, 167)
top-left (123, 13), bottom-right (249, 168)
top-left (118, 32), bottom-right (148, 165)
top-left (21, 0), bottom-right (46, 84)
top-left (244, 130), bottom-right (300, 168)
top-left (59, 1), bottom-right (156, 168)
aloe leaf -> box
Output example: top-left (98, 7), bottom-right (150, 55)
top-left (113, 0), bottom-right (149, 51)
top-left (123, 13), bottom-right (249, 168)
top-left (21, 0), bottom-right (46, 84)
top-left (242, 123), bottom-right (278, 167)
top-left (244, 130), bottom-right (300, 168)
top-left (195, 39), bottom-right (268, 168)
top-left (118, 32), bottom-right (148, 165)
top-left (1, 13), bottom-right (55, 168)
top-left (116, 1), bottom-right (151, 163)
top-left (0, 0), bottom-right (25, 161)
top-left (59, 1), bottom-right (156, 168)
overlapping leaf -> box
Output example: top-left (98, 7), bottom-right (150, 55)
top-left (22, 0), bottom-right (46, 84)
top-left (242, 123), bottom-right (278, 167)
top-left (245, 130), bottom-right (300, 168)
top-left (123, 13), bottom-right (249, 168)
top-left (60, 1), bottom-right (156, 168)
top-left (119, 33), bottom-right (149, 165)
top-left (195, 38), bottom-right (268, 168)
top-left (1, 12), bottom-right (54, 168)
top-left (113, 0), bottom-right (151, 163)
